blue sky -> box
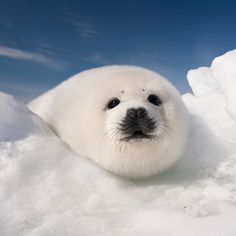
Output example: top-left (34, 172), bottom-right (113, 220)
top-left (0, 0), bottom-right (236, 102)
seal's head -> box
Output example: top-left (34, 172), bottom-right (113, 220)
top-left (29, 65), bottom-right (188, 178)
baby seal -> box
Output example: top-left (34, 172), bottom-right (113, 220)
top-left (28, 66), bottom-right (188, 178)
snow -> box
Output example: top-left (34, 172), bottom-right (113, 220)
top-left (0, 93), bottom-right (51, 142)
top-left (1, 50), bottom-right (236, 235)
top-left (211, 49), bottom-right (236, 121)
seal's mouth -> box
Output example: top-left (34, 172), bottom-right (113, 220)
top-left (130, 130), bottom-right (150, 139)
top-left (121, 130), bottom-right (153, 142)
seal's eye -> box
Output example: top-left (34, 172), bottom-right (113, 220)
top-left (107, 98), bottom-right (120, 109)
top-left (148, 94), bottom-right (162, 106)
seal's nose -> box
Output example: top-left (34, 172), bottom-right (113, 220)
top-left (121, 107), bottom-right (156, 139)
top-left (127, 107), bottom-right (147, 120)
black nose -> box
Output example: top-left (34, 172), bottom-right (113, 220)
top-left (127, 107), bottom-right (147, 120)
top-left (120, 107), bottom-right (156, 140)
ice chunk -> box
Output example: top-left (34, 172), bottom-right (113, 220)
top-left (187, 67), bottom-right (221, 97)
top-left (0, 92), bottom-right (51, 141)
top-left (212, 50), bottom-right (236, 121)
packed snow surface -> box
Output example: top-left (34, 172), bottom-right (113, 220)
top-left (1, 50), bottom-right (236, 235)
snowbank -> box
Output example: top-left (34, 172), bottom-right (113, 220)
top-left (212, 50), bottom-right (236, 121)
top-left (0, 93), bottom-right (51, 142)
top-left (1, 50), bottom-right (236, 235)
top-left (187, 49), bottom-right (236, 121)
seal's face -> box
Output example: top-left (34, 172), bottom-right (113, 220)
top-left (97, 69), bottom-right (173, 148)
top-left (105, 92), bottom-right (165, 143)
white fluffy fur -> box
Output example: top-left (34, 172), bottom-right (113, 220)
top-left (28, 66), bottom-right (188, 178)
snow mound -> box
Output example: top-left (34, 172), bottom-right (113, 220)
top-left (187, 67), bottom-right (222, 96)
top-left (0, 92), bottom-right (51, 142)
top-left (187, 49), bottom-right (236, 121)
top-left (212, 49), bottom-right (236, 121)
top-left (1, 50), bottom-right (236, 235)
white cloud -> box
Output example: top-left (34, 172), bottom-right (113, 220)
top-left (64, 12), bottom-right (97, 38)
top-left (84, 53), bottom-right (109, 65)
top-left (0, 46), bottom-right (63, 70)
top-left (0, 81), bottom-right (47, 103)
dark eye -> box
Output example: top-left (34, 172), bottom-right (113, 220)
top-left (107, 98), bottom-right (120, 109)
top-left (147, 94), bottom-right (162, 106)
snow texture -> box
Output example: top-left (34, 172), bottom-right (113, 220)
top-left (211, 50), bottom-right (236, 121)
top-left (1, 50), bottom-right (236, 235)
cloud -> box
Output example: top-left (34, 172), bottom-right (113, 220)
top-left (0, 81), bottom-right (47, 103)
top-left (64, 12), bottom-right (97, 38)
top-left (0, 46), bottom-right (63, 70)
top-left (84, 53), bottom-right (109, 65)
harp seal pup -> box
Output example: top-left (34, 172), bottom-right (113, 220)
top-left (28, 65), bottom-right (188, 178)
